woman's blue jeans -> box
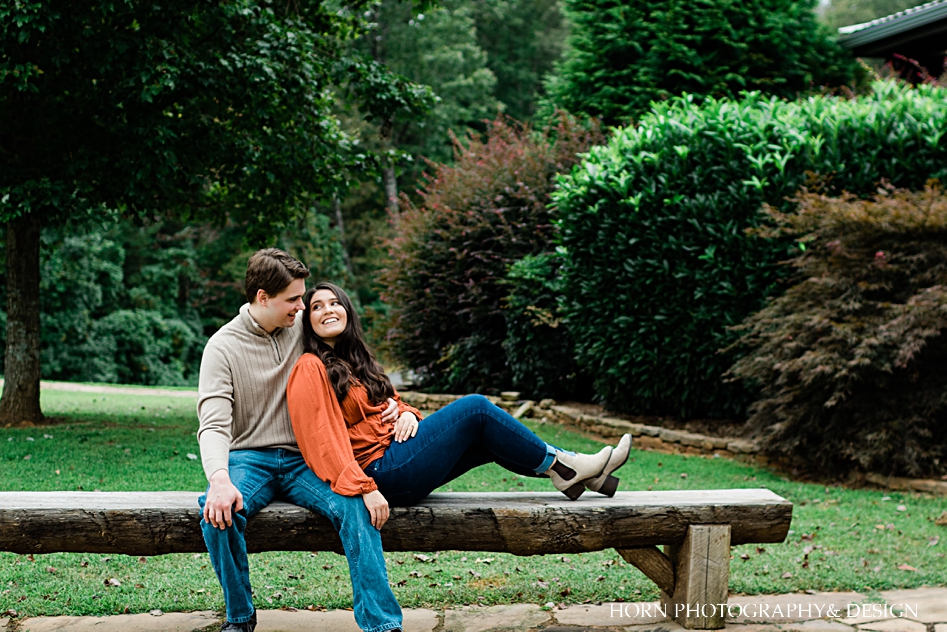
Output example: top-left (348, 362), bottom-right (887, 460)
top-left (198, 448), bottom-right (402, 632)
top-left (365, 394), bottom-right (558, 506)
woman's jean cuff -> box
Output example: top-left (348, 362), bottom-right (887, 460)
top-left (534, 443), bottom-right (560, 474)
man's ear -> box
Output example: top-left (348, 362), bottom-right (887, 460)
top-left (256, 288), bottom-right (269, 306)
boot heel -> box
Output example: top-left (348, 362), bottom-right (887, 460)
top-left (564, 482), bottom-right (585, 500)
top-left (599, 475), bottom-right (619, 497)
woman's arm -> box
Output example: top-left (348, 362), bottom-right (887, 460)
top-left (287, 355), bottom-right (379, 497)
top-left (392, 388), bottom-right (423, 422)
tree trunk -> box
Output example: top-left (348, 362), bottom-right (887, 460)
top-left (332, 196), bottom-right (355, 281)
top-left (383, 160), bottom-right (399, 216)
top-left (0, 214), bottom-right (44, 426)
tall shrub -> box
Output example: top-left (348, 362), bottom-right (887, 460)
top-left (553, 82), bottom-right (947, 418)
top-left (381, 115), bottom-right (603, 393)
top-left (503, 253), bottom-right (592, 400)
top-left (728, 185), bottom-right (947, 478)
top-left (546, 0), bottom-right (860, 126)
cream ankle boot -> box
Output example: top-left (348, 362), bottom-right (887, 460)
top-left (584, 434), bottom-right (632, 497)
top-left (545, 446), bottom-right (612, 500)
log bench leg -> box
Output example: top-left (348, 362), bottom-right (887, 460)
top-left (618, 524), bottom-right (731, 630)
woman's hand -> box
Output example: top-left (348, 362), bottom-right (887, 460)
top-left (393, 411), bottom-right (419, 443)
top-left (362, 489), bottom-right (389, 530)
top-left (380, 398), bottom-right (399, 424)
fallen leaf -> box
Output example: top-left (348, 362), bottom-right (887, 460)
top-left (104, 578), bottom-right (121, 587)
top-left (897, 505), bottom-right (907, 512)
top-left (739, 553), bottom-right (750, 561)
top-left (22, 455), bottom-right (31, 461)
top-left (928, 536), bottom-right (939, 547)
top-left (474, 557), bottom-right (494, 564)
top-left (935, 511), bottom-right (947, 526)
top-left (46, 566), bottom-right (56, 574)
top-left (186, 453), bottom-right (198, 460)
top-left (781, 572), bottom-right (792, 579)
top-left (898, 564), bottom-right (917, 572)
top-left (413, 554), bottom-right (432, 563)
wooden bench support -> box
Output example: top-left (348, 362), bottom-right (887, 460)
top-left (616, 546), bottom-right (675, 595)
top-left (661, 524), bottom-right (732, 629)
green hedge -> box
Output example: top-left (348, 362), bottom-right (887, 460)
top-left (553, 82), bottom-right (947, 418)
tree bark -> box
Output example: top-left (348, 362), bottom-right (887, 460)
top-left (383, 159), bottom-right (399, 216)
top-left (0, 214), bottom-right (44, 426)
top-left (332, 195), bottom-right (355, 281)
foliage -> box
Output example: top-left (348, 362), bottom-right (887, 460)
top-left (468, 0), bottom-right (568, 123)
top-left (553, 81), bottom-right (947, 418)
top-left (545, 0), bottom-right (861, 126)
top-left (0, 211), bottom-right (350, 386)
top-left (381, 115), bottom-right (603, 393)
top-left (503, 253), bottom-right (592, 399)
top-left (359, 0), bottom-right (501, 182)
top-left (728, 184), bottom-right (947, 478)
top-left (0, 0), bottom-right (432, 231)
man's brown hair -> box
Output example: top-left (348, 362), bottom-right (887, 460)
top-left (244, 248), bottom-right (310, 303)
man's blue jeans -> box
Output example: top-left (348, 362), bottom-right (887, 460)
top-left (366, 394), bottom-right (559, 506)
top-left (198, 448), bottom-right (402, 632)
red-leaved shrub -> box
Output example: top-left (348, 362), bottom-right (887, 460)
top-left (728, 183), bottom-right (947, 478)
top-left (380, 115), bottom-right (603, 393)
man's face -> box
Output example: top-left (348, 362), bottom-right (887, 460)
top-left (256, 278), bottom-right (306, 332)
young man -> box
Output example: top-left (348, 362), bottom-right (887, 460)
top-left (197, 248), bottom-right (403, 632)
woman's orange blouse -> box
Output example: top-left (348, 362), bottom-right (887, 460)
top-left (286, 353), bottom-right (423, 496)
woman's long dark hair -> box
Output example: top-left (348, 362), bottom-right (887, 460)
top-left (301, 282), bottom-right (395, 406)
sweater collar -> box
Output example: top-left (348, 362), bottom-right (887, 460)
top-left (239, 303), bottom-right (285, 338)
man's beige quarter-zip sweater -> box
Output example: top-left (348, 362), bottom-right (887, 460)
top-left (197, 303), bottom-right (304, 480)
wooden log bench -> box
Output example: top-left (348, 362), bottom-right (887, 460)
top-left (0, 488), bottom-right (792, 629)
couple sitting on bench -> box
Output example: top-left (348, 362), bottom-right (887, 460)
top-left (197, 248), bottom-right (633, 632)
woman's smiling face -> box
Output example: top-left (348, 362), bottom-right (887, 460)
top-left (309, 288), bottom-right (348, 346)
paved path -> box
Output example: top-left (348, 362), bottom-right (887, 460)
top-left (0, 378), bottom-right (199, 399)
top-left (6, 587), bottom-right (946, 631)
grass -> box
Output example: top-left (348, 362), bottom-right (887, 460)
top-left (1, 389), bottom-right (945, 617)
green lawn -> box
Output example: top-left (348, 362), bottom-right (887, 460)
top-left (1, 389), bottom-right (945, 617)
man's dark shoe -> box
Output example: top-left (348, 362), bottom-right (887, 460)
top-left (220, 611), bottom-right (256, 632)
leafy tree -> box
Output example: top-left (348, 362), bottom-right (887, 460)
top-left (361, 0), bottom-right (502, 202)
top-left (545, 0), bottom-right (861, 126)
top-left (468, 0), bottom-right (568, 122)
top-left (0, 0), bottom-right (430, 424)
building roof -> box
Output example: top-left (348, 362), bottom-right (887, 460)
top-left (837, 0), bottom-right (947, 57)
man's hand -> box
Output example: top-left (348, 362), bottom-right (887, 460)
top-left (380, 397), bottom-right (399, 424)
top-left (393, 411), bottom-right (419, 443)
top-left (203, 469), bottom-right (243, 530)
top-left (362, 489), bottom-right (389, 530)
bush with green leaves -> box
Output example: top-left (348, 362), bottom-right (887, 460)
top-left (553, 81), bottom-right (947, 418)
top-left (545, 0), bottom-right (860, 126)
top-left (381, 115), bottom-right (603, 394)
top-left (503, 253), bottom-right (592, 400)
top-left (728, 184), bottom-right (947, 478)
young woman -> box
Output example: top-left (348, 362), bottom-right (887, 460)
top-left (286, 282), bottom-right (631, 523)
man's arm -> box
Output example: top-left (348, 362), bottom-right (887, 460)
top-left (197, 341), bottom-right (242, 529)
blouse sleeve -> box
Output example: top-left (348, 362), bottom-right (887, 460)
top-left (287, 355), bottom-right (378, 496)
top-left (393, 388), bottom-right (423, 422)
